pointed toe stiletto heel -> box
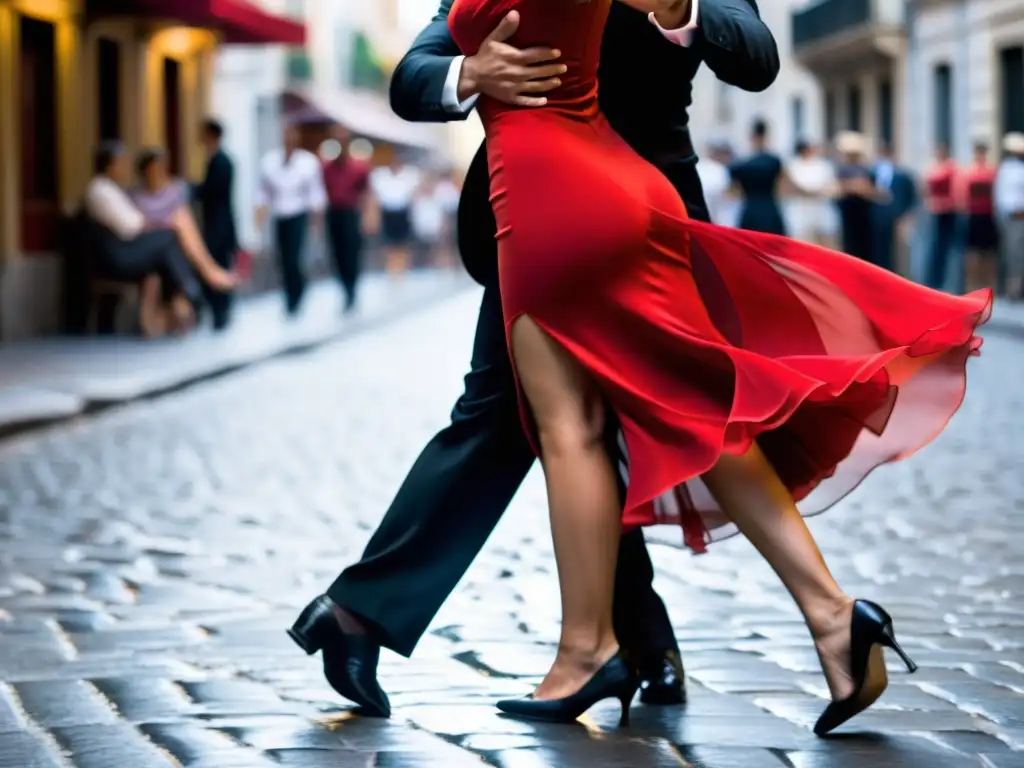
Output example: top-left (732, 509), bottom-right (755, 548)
top-left (496, 652), bottom-right (639, 726)
top-left (813, 599), bottom-right (918, 737)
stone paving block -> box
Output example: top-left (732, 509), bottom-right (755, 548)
top-left (675, 745), bottom-right (791, 768)
top-left (140, 722), bottom-right (279, 766)
top-left (50, 723), bottom-right (178, 768)
top-left (91, 677), bottom-right (195, 722)
top-left (12, 680), bottom-right (120, 728)
top-left (0, 730), bottom-right (65, 768)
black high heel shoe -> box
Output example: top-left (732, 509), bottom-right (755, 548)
top-left (814, 599), bottom-right (918, 736)
top-left (496, 651), bottom-right (639, 726)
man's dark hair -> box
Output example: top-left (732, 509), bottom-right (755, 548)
top-left (752, 118), bottom-right (769, 139)
top-left (794, 138), bottom-right (810, 156)
top-left (136, 146), bottom-right (165, 178)
top-left (94, 140), bottom-right (124, 175)
top-left (202, 118), bottom-right (224, 140)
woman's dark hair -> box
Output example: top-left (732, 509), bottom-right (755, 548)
top-left (136, 147), bottom-right (165, 178)
top-left (794, 138), bottom-right (811, 156)
top-left (94, 140), bottom-right (124, 174)
top-left (203, 119), bottom-right (224, 140)
top-left (752, 118), bottom-right (769, 139)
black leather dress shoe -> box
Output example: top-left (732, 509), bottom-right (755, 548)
top-left (288, 595), bottom-right (391, 717)
top-left (637, 650), bottom-right (686, 706)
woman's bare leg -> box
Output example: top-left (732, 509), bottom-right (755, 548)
top-left (169, 208), bottom-right (235, 291)
top-left (701, 445), bottom-right (856, 701)
top-left (509, 315), bottom-right (621, 700)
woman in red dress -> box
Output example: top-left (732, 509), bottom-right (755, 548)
top-left (448, 0), bottom-right (991, 734)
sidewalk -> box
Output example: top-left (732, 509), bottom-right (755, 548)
top-left (990, 299), bottom-right (1024, 335)
top-left (0, 270), bottom-right (472, 436)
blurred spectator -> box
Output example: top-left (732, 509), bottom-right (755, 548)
top-left (923, 142), bottom-right (961, 292)
top-left (698, 140), bottom-right (736, 228)
top-left (833, 131), bottom-right (886, 263)
top-left (996, 132), bottom-right (1024, 300)
top-left (370, 154), bottom-right (420, 276)
top-left (787, 139), bottom-right (837, 247)
top-left (256, 123), bottom-right (327, 316)
top-left (959, 142), bottom-right (999, 292)
top-left (84, 142), bottom-right (203, 337)
top-left (871, 140), bottom-right (918, 274)
top-left (411, 169), bottom-right (459, 268)
top-left (729, 119), bottom-right (787, 235)
top-left (322, 124), bottom-right (371, 313)
top-left (195, 118), bottom-right (239, 331)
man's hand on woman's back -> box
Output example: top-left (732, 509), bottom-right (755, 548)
top-left (459, 11), bottom-right (567, 107)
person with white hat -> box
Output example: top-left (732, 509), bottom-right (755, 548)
top-left (995, 132), bottom-right (1024, 300)
top-left (833, 131), bottom-right (888, 262)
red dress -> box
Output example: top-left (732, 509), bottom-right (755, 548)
top-left (449, 0), bottom-right (991, 553)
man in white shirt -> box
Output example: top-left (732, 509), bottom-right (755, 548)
top-left (995, 132), bottom-right (1024, 300)
top-left (84, 141), bottom-right (200, 305)
top-left (255, 123), bottom-right (328, 315)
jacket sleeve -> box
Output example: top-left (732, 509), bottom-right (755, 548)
top-left (389, 0), bottom-right (469, 123)
top-left (695, 0), bottom-right (780, 93)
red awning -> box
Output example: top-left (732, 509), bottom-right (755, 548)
top-left (88, 0), bottom-right (305, 45)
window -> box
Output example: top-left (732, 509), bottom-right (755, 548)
top-left (846, 84), bottom-right (862, 131)
top-left (97, 38), bottom-right (121, 142)
top-left (933, 62), bottom-right (953, 149)
top-left (791, 95), bottom-right (805, 141)
top-left (878, 78), bottom-right (893, 147)
top-left (1001, 46), bottom-right (1024, 134)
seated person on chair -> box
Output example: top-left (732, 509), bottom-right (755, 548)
top-left (84, 141), bottom-right (235, 335)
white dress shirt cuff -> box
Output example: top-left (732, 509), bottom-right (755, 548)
top-left (649, 0), bottom-right (699, 47)
top-left (442, 55), bottom-right (480, 113)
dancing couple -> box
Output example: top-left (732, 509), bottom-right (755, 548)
top-left (290, 0), bottom-right (990, 737)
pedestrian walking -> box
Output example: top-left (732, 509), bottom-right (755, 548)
top-left (833, 131), bottom-right (885, 263)
top-left (322, 124), bottom-right (370, 313)
top-left (369, 154), bottom-right (419, 277)
top-left (996, 132), bottom-right (1024, 301)
top-left (255, 123), bottom-right (327, 316)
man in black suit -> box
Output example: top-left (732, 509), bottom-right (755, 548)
top-left (195, 119), bottom-right (238, 331)
top-left (290, 0), bottom-right (778, 718)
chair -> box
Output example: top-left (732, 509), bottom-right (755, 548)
top-left (87, 279), bottom-right (140, 335)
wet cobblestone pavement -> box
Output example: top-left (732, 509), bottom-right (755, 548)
top-left (2, 290), bottom-right (1023, 768)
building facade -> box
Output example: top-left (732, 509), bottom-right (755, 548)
top-left (688, 0), bottom-right (825, 158)
top-left (0, 0), bottom-right (303, 341)
top-left (907, 0), bottom-right (1024, 169)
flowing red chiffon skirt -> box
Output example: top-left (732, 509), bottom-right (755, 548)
top-left (449, 0), bottom-right (992, 554)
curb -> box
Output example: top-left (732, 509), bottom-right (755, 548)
top-left (0, 277), bottom-right (476, 442)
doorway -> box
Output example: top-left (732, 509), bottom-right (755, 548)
top-left (18, 15), bottom-right (59, 252)
top-left (97, 37), bottom-right (122, 142)
top-left (162, 57), bottom-right (181, 175)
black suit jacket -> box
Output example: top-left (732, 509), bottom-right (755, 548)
top-left (390, 0), bottom-right (778, 285)
top-left (195, 149), bottom-right (238, 257)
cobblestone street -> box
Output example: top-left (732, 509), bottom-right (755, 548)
top-left (2, 290), bottom-right (1023, 768)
